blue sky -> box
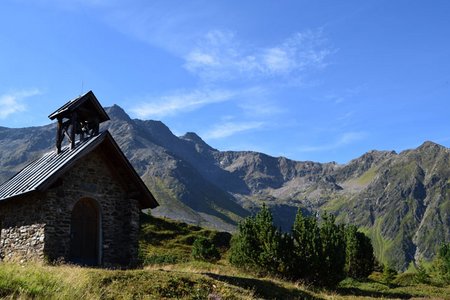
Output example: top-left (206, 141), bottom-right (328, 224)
top-left (1, 0), bottom-right (449, 163)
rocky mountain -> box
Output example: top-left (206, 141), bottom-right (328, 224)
top-left (0, 104), bottom-right (449, 270)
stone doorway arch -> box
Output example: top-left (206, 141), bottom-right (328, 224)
top-left (69, 198), bottom-right (101, 266)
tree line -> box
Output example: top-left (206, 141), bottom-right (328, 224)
top-left (228, 205), bottom-right (375, 286)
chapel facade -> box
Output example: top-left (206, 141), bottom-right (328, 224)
top-left (0, 91), bottom-right (158, 266)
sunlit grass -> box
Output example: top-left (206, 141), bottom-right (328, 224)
top-left (1, 215), bottom-right (450, 299)
top-left (0, 263), bottom-right (90, 299)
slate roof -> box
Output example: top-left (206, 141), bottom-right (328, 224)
top-left (48, 90), bottom-right (110, 123)
top-left (0, 131), bottom-right (158, 209)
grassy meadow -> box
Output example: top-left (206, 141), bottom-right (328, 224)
top-left (0, 214), bottom-right (449, 299)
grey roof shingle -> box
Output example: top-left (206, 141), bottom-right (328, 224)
top-left (0, 131), bottom-right (158, 208)
top-left (0, 132), bottom-right (106, 201)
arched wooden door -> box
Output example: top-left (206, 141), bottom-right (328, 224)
top-left (69, 198), bottom-right (100, 266)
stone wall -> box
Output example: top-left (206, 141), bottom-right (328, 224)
top-left (44, 148), bottom-right (141, 266)
top-left (0, 194), bottom-right (47, 262)
top-left (0, 146), bottom-right (142, 267)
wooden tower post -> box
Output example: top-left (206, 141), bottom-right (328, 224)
top-left (48, 91), bottom-right (110, 153)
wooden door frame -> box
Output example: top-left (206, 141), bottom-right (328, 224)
top-left (70, 197), bottom-right (102, 266)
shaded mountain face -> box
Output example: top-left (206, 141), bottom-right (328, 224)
top-left (0, 125), bottom-right (55, 183)
top-left (0, 105), bottom-right (449, 270)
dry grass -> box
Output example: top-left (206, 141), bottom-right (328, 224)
top-left (0, 262), bottom-right (254, 299)
top-left (0, 263), bottom-right (91, 299)
top-left (2, 259), bottom-right (450, 299)
top-left (2, 215), bottom-right (450, 299)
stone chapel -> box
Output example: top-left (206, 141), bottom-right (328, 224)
top-left (0, 91), bottom-right (158, 266)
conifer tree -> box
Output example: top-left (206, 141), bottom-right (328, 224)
top-left (434, 242), bottom-right (450, 283)
top-left (292, 209), bottom-right (322, 282)
top-left (344, 225), bottom-right (375, 279)
top-left (230, 205), bottom-right (376, 287)
top-left (414, 261), bottom-right (430, 284)
top-left (382, 264), bottom-right (397, 287)
top-left (229, 204), bottom-right (283, 274)
top-left (229, 215), bottom-right (259, 269)
top-left (277, 232), bottom-right (295, 275)
top-left (254, 204), bottom-right (282, 274)
top-left (319, 213), bottom-right (346, 286)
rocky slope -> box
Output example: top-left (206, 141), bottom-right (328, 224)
top-left (0, 105), bottom-right (448, 270)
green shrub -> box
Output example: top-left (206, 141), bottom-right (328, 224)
top-left (415, 263), bottom-right (430, 284)
top-left (432, 242), bottom-right (450, 284)
top-left (292, 208), bottom-right (322, 282)
top-left (344, 224), bottom-right (375, 279)
top-left (318, 213), bottom-right (346, 286)
top-left (209, 231), bottom-right (232, 249)
top-left (382, 264), bottom-right (397, 286)
top-left (143, 254), bottom-right (181, 265)
top-left (191, 237), bottom-right (221, 262)
top-left (228, 216), bottom-right (260, 269)
top-left (229, 204), bottom-right (284, 275)
top-left (229, 205), bottom-right (376, 287)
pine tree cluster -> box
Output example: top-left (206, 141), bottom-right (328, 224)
top-left (229, 205), bottom-right (375, 286)
top-left (434, 242), bottom-right (450, 283)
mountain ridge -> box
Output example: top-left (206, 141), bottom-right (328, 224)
top-left (0, 104), bottom-right (448, 270)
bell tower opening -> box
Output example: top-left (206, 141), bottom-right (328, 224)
top-left (48, 90), bottom-right (110, 153)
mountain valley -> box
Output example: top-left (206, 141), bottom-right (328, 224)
top-left (0, 105), bottom-right (449, 270)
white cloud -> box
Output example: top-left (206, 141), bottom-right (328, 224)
top-left (238, 93), bottom-right (286, 117)
top-left (263, 47), bottom-right (292, 73)
top-left (18, 2), bottom-right (332, 85)
top-left (0, 89), bottom-right (41, 119)
top-left (129, 89), bottom-right (236, 118)
top-left (128, 85), bottom-right (283, 119)
top-left (229, 86), bottom-right (286, 117)
top-left (204, 121), bottom-right (265, 139)
top-left (186, 52), bottom-right (217, 66)
top-left (339, 132), bottom-right (366, 144)
top-left (184, 29), bottom-right (332, 82)
top-left (297, 132), bottom-right (366, 152)
top-left (104, 2), bottom-right (212, 56)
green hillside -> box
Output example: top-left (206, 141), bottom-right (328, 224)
top-left (1, 107), bottom-right (450, 271)
top-left (1, 214), bottom-right (450, 299)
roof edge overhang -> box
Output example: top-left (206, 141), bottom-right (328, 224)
top-left (0, 190), bottom-right (38, 204)
top-left (48, 90), bottom-right (110, 122)
top-left (37, 131), bottom-right (109, 191)
top-left (0, 130), bottom-right (158, 209)
top-left (39, 131), bottom-right (158, 209)
top-left (97, 131), bottom-right (159, 209)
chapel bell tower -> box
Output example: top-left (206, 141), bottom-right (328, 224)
top-left (48, 91), bottom-right (110, 153)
